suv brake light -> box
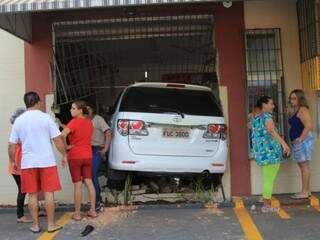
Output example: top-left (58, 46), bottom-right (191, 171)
top-left (203, 124), bottom-right (227, 140)
top-left (117, 120), bottom-right (129, 136)
top-left (117, 119), bottom-right (149, 136)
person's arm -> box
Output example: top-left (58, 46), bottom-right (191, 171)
top-left (61, 127), bottom-right (73, 150)
top-left (96, 115), bottom-right (112, 158)
top-left (265, 119), bottom-right (290, 156)
top-left (53, 135), bottom-right (68, 167)
top-left (61, 127), bottom-right (71, 138)
top-left (247, 113), bottom-right (253, 129)
top-left (296, 107), bottom-right (313, 143)
top-left (8, 124), bottom-right (19, 167)
top-left (48, 115), bottom-right (69, 167)
top-left (100, 130), bottom-right (112, 157)
top-left (55, 118), bottom-right (67, 129)
top-left (8, 143), bottom-right (17, 165)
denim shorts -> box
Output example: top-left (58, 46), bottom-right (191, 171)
top-left (291, 133), bottom-right (314, 162)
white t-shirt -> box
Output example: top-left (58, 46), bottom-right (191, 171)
top-left (9, 109), bottom-right (61, 169)
top-left (91, 115), bottom-right (110, 146)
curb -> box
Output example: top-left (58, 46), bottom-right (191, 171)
top-left (1, 193), bottom-right (317, 213)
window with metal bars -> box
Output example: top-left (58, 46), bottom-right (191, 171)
top-left (245, 29), bottom-right (287, 158)
top-left (297, 0), bottom-right (319, 62)
top-left (51, 14), bottom-right (217, 111)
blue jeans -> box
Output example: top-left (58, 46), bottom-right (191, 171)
top-left (92, 146), bottom-right (104, 207)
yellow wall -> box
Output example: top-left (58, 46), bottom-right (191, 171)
top-left (0, 32), bottom-right (74, 204)
top-left (0, 30), bottom-right (26, 204)
top-left (244, 0), bottom-right (315, 195)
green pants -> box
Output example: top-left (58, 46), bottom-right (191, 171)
top-left (262, 163), bottom-right (280, 199)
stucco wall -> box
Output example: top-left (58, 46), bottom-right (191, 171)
top-left (0, 30), bottom-right (26, 204)
top-left (244, 0), bottom-right (317, 195)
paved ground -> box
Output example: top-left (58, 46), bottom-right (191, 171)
top-left (1, 196), bottom-right (320, 240)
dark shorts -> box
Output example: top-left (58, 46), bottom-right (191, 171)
top-left (68, 159), bottom-right (92, 183)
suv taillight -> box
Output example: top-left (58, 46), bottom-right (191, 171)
top-left (117, 119), bottom-right (149, 136)
top-left (203, 124), bottom-right (227, 140)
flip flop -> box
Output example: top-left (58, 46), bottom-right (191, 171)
top-left (71, 214), bottom-right (82, 221)
top-left (47, 225), bottom-right (63, 233)
top-left (29, 227), bottom-right (42, 233)
top-left (87, 212), bottom-right (98, 218)
top-left (81, 224), bottom-right (95, 237)
top-left (290, 193), bottom-right (309, 199)
top-left (261, 206), bottom-right (279, 213)
top-left (17, 217), bottom-right (33, 223)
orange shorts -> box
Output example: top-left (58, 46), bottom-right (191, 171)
top-left (68, 159), bottom-right (92, 183)
top-left (21, 166), bottom-right (61, 193)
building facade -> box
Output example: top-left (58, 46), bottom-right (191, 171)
top-left (0, 0), bottom-right (317, 204)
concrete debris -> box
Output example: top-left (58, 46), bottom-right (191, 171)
top-left (131, 189), bottom-right (146, 195)
top-left (140, 184), bottom-right (148, 191)
top-left (131, 185), bottom-right (140, 191)
top-left (98, 176), bottom-right (107, 189)
top-left (204, 202), bottom-right (224, 216)
top-left (148, 181), bottom-right (160, 192)
top-left (83, 206), bottom-right (137, 228)
top-left (161, 185), bottom-right (173, 194)
top-left (101, 175), bottom-right (224, 205)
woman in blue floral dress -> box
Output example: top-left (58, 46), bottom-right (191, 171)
top-left (251, 96), bottom-right (290, 212)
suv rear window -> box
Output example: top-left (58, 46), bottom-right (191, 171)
top-left (119, 86), bottom-right (223, 117)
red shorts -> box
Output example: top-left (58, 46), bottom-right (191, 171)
top-left (21, 166), bottom-right (61, 193)
top-left (68, 159), bottom-right (92, 183)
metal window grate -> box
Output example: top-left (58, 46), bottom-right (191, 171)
top-left (245, 29), bottom-right (286, 154)
top-left (297, 0), bottom-right (319, 62)
top-left (52, 14), bottom-right (217, 108)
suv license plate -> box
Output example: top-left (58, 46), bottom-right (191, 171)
top-left (162, 128), bottom-right (190, 138)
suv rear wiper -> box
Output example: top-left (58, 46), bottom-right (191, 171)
top-left (149, 106), bottom-right (185, 118)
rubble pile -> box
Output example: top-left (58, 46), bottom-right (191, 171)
top-left (99, 176), bottom-right (225, 205)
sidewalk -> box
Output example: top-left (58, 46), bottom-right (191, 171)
top-left (1, 193), bottom-right (319, 240)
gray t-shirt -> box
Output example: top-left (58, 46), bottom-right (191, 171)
top-left (91, 115), bottom-right (110, 146)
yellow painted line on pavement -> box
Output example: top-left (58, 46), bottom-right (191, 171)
top-left (233, 197), bottom-right (263, 240)
top-left (310, 195), bottom-right (320, 212)
top-left (271, 197), bottom-right (290, 219)
top-left (37, 212), bottom-right (71, 240)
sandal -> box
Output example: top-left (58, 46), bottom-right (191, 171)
top-left (17, 216), bottom-right (33, 223)
top-left (29, 227), bottom-right (42, 233)
top-left (71, 213), bottom-right (82, 221)
top-left (261, 206), bottom-right (280, 213)
top-left (290, 193), bottom-right (309, 199)
top-left (47, 225), bottom-right (63, 233)
top-left (81, 224), bottom-right (95, 237)
top-left (87, 211), bottom-right (98, 218)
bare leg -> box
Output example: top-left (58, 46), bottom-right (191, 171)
top-left (73, 182), bottom-right (82, 219)
top-left (84, 178), bottom-right (97, 216)
top-left (44, 192), bottom-right (61, 231)
top-left (28, 193), bottom-right (40, 230)
top-left (298, 161), bottom-right (310, 195)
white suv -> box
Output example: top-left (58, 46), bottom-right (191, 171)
top-left (108, 82), bottom-right (228, 181)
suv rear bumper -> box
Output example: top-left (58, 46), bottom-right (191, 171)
top-left (109, 141), bottom-right (228, 174)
